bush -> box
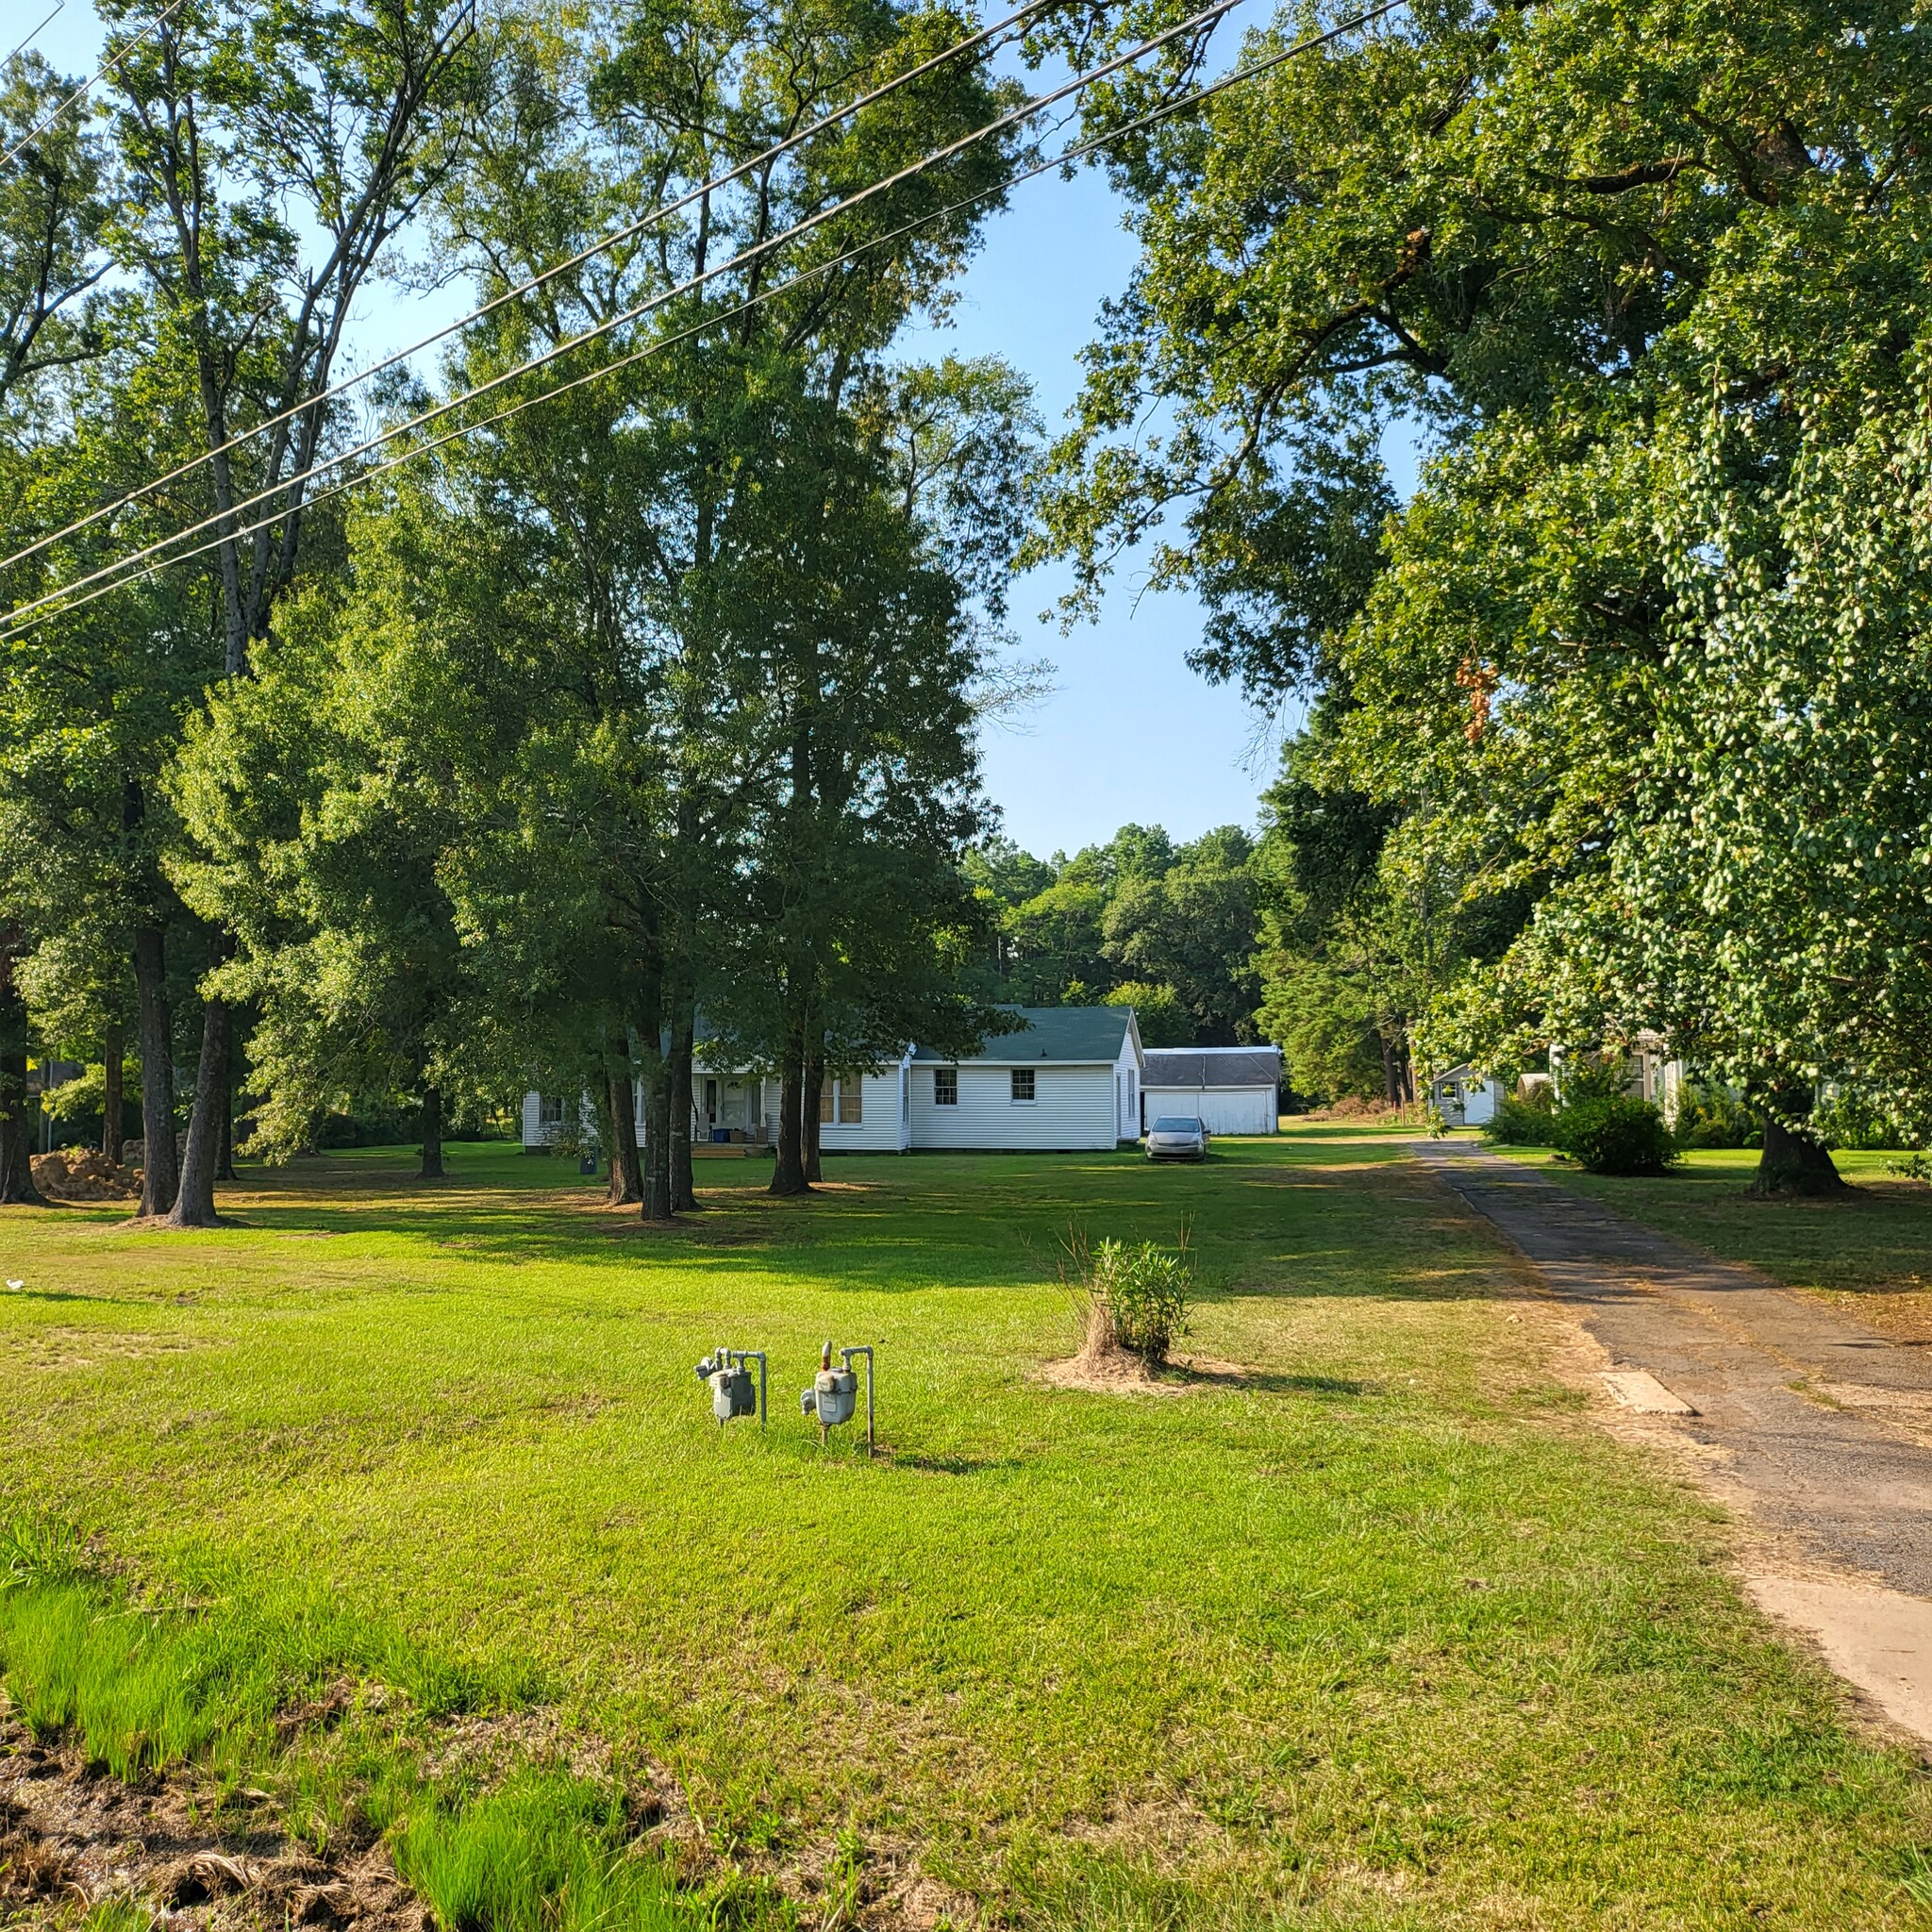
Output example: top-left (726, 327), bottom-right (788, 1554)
top-left (1090, 1238), bottom-right (1193, 1363)
top-left (1674, 1083), bottom-right (1760, 1149)
top-left (1484, 1092), bottom-right (1558, 1147)
top-left (1555, 1091), bottom-right (1678, 1175)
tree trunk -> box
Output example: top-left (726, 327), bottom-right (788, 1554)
top-left (1751, 1104), bottom-right (1847, 1197)
top-left (770, 1024), bottom-right (808, 1196)
top-left (607, 1053), bottom-right (641, 1206)
top-left (641, 1059), bottom-right (674, 1221)
top-left (166, 988), bottom-right (229, 1228)
top-left (215, 1068), bottom-right (238, 1183)
top-left (0, 931), bottom-right (43, 1205)
top-left (132, 921), bottom-right (177, 1218)
top-left (1380, 1034), bottom-right (1399, 1107)
top-left (803, 1040), bottom-right (825, 1184)
top-left (103, 1018), bottom-right (125, 1168)
top-left (419, 1083), bottom-right (444, 1180)
top-left (669, 994), bottom-right (697, 1214)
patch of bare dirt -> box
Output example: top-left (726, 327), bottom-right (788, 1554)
top-left (0, 1711), bottom-right (422, 1930)
top-left (27, 1152), bottom-right (140, 1203)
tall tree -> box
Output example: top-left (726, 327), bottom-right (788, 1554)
top-left (92, 0), bottom-right (477, 1224)
top-left (1033, 0), bottom-right (1932, 1186)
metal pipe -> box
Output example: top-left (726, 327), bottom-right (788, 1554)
top-left (841, 1344), bottom-right (874, 1458)
top-left (735, 1349), bottom-right (767, 1427)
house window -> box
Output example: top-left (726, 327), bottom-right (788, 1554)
top-left (838, 1079), bottom-right (862, 1124)
top-left (934, 1067), bottom-right (958, 1106)
top-left (818, 1079), bottom-right (834, 1124)
top-left (541, 1095), bottom-right (566, 1125)
top-left (901, 1072), bottom-right (909, 1124)
top-left (1011, 1068), bottom-right (1036, 1103)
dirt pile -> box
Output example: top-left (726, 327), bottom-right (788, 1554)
top-left (0, 1713), bottom-right (422, 1929)
top-left (27, 1150), bottom-right (141, 1202)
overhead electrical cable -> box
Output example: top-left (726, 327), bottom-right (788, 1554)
top-left (0, 0), bottom-right (1070, 583)
top-left (0, 0), bottom-right (185, 170)
top-left (5, 4), bottom-right (68, 65)
top-left (2, 0), bottom-right (1402, 640)
top-left (1, 0), bottom-right (1258, 627)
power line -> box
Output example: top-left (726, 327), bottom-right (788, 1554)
top-left (1, 0), bottom-right (1255, 627)
top-left (0, 0), bottom-right (1074, 586)
top-left (2, 0), bottom-right (1402, 640)
top-left (5, 4), bottom-right (68, 65)
top-left (0, 0), bottom-right (184, 171)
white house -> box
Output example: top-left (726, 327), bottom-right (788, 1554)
top-left (522, 1005), bottom-right (1145, 1156)
top-left (909, 1007), bottom-right (1144, 1152)
top-left (1141, 1046), bottom-right (1280, 1136)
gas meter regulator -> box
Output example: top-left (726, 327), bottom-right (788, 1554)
top-left (693, 1346), bottom-right (766, 1427)
top-left (801, 1340), bottom-right (874, 1455)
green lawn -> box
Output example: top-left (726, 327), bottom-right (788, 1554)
top-left (3, 1128), bottom-right (1930, 1928)
top-left (1479, 1139), bottom-right (1932, 1337)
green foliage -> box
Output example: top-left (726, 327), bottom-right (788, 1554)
top-left (1484, 1091), bottom-right (1558, 1149)
top-left (1811, 1090), bottom-right (1911, 1154)
top-left (1556, 1094), bottom-right (1678, 1177)
top-left (1674, 1086), bottom-right (1762, 1152)
top-left (1100, 981), bottom-right (1189, 1048)
top-left (1090, 1237), bottom-right (1193, 1364)
top-left (968, 824), bottom-right (1261, 1042)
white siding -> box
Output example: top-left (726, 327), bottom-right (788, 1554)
top-left (1115, 1031), bottom-right (1141, 1141)
top-left (816, 1064), bottom-right (912, 1155)
top-left (911, 1061), bottom-right (1119, 1150)
top-left (1142, 1084), bottom-right (1277, 1137)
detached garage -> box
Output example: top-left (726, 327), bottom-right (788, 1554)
top-left (1141, 1047), bottom-right (1281, 1137)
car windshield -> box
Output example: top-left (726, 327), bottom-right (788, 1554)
top-left (1150, 1118), bottom-right (1202, 1134)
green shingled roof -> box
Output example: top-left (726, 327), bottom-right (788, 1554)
top-left (909, 1006), bottom-right (1134, 1064)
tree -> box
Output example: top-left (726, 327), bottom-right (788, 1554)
top-left (91, 0), bottom-right (478, 1224)
top-left (1034, 0), bottom-right (1932, 1188)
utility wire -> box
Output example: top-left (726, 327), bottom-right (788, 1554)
top-left (5, 4), bottom-right (68, 65)
top-left (0, 0), bottom-right (184, 170)
top-left (0, 0), bottom-right (1069, 583)
top-left (2, 0), bottom-right (1402, 640)
top-left (1, 0), bottom-right (1251, 625)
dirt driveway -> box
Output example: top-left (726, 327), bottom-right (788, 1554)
top-left (1416, 1138), bottom-right (1932, 1743)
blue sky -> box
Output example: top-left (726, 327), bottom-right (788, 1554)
top-left (25, 2), bottom-right (1417, 861)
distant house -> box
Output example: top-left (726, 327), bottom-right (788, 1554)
top-left (910, 1006), bottom-right (1143, 1152)
top-left (522, 1005), bottom-right (1146, 1156)
top-left (1141, 1046), bottom-right (1281, 1137)
top-left (1432, 1064), bottom-right (1499, 1127)
top-left (1549, 1034), bottom-right (1685, 1122)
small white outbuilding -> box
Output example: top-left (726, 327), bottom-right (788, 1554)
top-left (1433, 1064), bottom-right (1498, 1126)
top-left (1140, 1046), bottom-right (1281, 1137)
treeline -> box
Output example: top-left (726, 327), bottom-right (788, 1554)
top-left (0, 0), bottom-right (1043, 1219)
top-left (961, 823), bottom-right (1261, 1046)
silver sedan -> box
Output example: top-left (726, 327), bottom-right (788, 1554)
top-left (1145, 1115), bottom-right (1209, 1161)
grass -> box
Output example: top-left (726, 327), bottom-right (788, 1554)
top-left (1, 1128), bottom-right (1930, 1927)
top-left (1480, 1140), bottom-right (1932, 1335)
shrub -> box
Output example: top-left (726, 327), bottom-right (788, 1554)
top-left (1674, 1084), bottom-right (1760, 1149)
top-left (1485, 1093), bottom-right (1558, 1147)
top-left (1555, 1091), bottom-right (1678, 1175)
top-left (1090, 1238), bottom-right (1193, 1364)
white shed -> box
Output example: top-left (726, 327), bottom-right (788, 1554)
top-left (909, 1006), bottom-right (1144, 1151)
top-left (1141, 1046), bottom-right (1281, 1137)
top-left (1433, 1064), bottom-right (1498, 1127)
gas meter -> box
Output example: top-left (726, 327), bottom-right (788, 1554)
top-left (800, 1341), bottom-right (874, 1456)
top-left (692, 1346), bottom-right (766, 1427)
